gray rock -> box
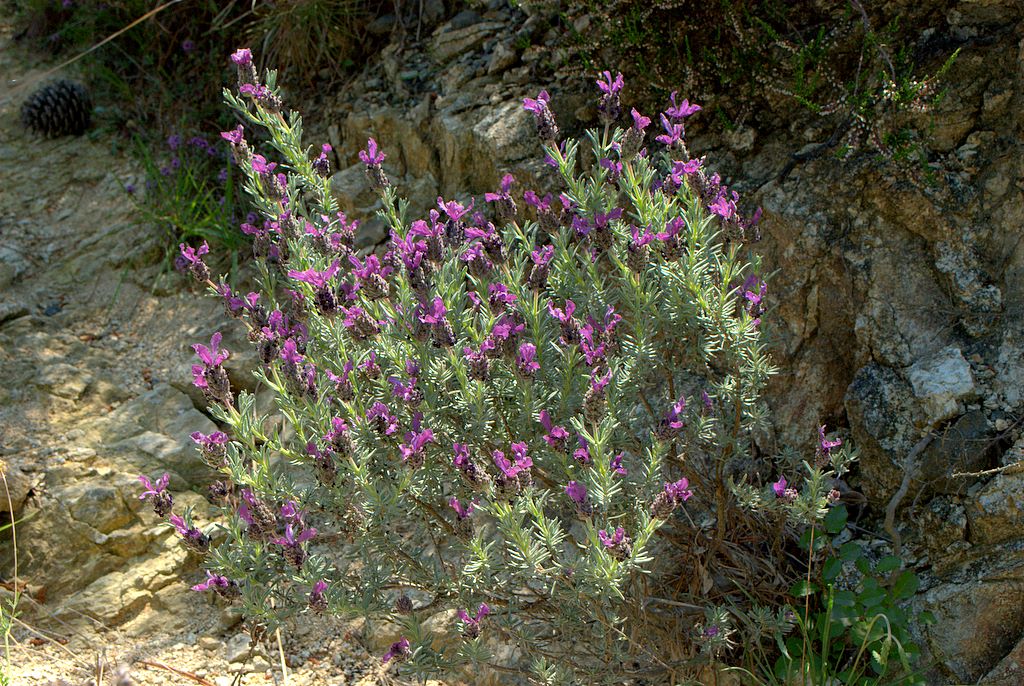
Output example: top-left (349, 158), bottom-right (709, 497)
top-left (0, 300), bottom-right (28, 325)
top-left (430, 21), bottom-right (502, 63)
top-left (0, 461), bottom-right (33, 513)
top-left (907, 346), bottom-right (976, 427)
top-left (35, 362), bottom-right (92, 400)
top-left (225, 632), bottom-right (256, 663)
top-left (487, 41), bottom-right (518, 74)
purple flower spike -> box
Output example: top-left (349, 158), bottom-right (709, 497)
top-left (138, 473), bottom-right (169, 499)
top-left (630, 108), bottom-right (651, 131)
top-left (818, 425), bottom-right (842, 457)
top-left (523, 90), bottom-right (559, 146)
top-left (230, 48), bottom-right (252, 66)
top-left (664, 478), bottom-right (693, 502)
top-left (665, 91), bottom-right (702, 119)
top-left (457, 603), bottom-right (491, 637)
top-left (565, 481), bottom-right (587, 505)
top-left (610, 453), bottom-right (627, 477)
top-left (359, 137), bottom-right (385, 165)
top-left (597, 526), bottom-right (633, 559)
top-left (596, 71), bottom-right (624, 95)
top-left (523, 90), bottom-right (551, 114)
top-left (449, 496), bottom-right (475, 520)
top-left (399, 423), bottom-right (435, 467)
top-left (539, 410), bottom-right (570, 452)
top-left (192, 570), bottom-right (232, 593)
top-left (288, 259), bottom-right (341, 289)
top-left (382, 637), bottom-right (411, 664)
top-left (516, 342), bottom-right (540, 377)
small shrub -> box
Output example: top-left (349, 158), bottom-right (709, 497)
top-left (142, 52), bottom-right (867, 683)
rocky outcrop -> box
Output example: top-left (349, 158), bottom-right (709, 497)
top-left (316, 1), bottom-right (1024, 681)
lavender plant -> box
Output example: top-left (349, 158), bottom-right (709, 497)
top-left (141, 50), bottom-right (856, 683)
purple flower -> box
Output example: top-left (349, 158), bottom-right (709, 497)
top-left (772, 476), bottom-right (787, 498)
top-left (547, 298), bottom-right (575, 322)
top-left (610, 453), bottom-right (627, 477)
top-left (493, 443), bottom-right (532, 479)
top-left (230, 48), bottom-right (252, 66)
top-left (664, 478), bottom-right (693, 503)
top-left (573, 435), bottom-right (591, 465)
top-left (367, 401), bottom-right (399, 436)
top-left (488, 283), bottom-right (517, 310)
top-left (382, 637), bottom-right (411, 664)
top-left (656, 114), bottom-right (685, 148)
top-left (309, 580), bottom-right (328, 613)
top-left (418, 296), bottom-right (447, 324)
top-left (596, 71), bottom-right (624, 96)
top-left (565, 481), bottom-right (587, 505)
top-left (599, 526), bottom-right (626, 548)
top-left (167, 134), bottom-right (182, 151)
top-left (630, 108), bottom-right (651, 131)
top-left (400, 420), bottom-right (434, 467)
top-left (665, 92), bottom-right (702, 119)
top-left (516, 343), bottom-right (540, 377)
top-left (138, 473), bottom-right (169, 500)
top-left (190, 431), bottom-right (229, 464)
top-left (192, 331), bottom-right (229, 369)
top-left (437, 196), bottom-right (471, 222)
top-left (273, 522), bottom-right (317, 547)
top-left (457, 603), bottom-right (490, 637)
top-left (449, 496), bottom-right (475, 520)
top-left (532, 245), bottom-right (555, 266)
top-left (523, 89), bottom-right (551, 115)
top-left (279, 338), bottom-right (304, 366)
top-left (360, 351), bottom-right (380, 378)
top-left (590, 368), bottom-right (611, 393)
top-left (169, 514), bottom-right (210, 553)
top-left (818, 425), bottom-right (842, 457)
top-left (523, 90), bottom-right (559, 145)
top-left (181, 39), bottom-right (195, 53)
top-left (192, 570), bottom-right (231, 593)
top-left (178, 241), bottom-right (209, 276)
top-left (539, 410), bottom-right (570, 451)
top-left (656, 397), bottom-right (687, 440)
top-left (288, 260), bottom-right (341, 289)
top-left (358, 137), bottom-right (385, 165)
top-left (250, 154), bottom-right (275, 175)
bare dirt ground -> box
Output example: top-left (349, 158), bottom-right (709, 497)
top-left (0, 19), bottom-right (410, 686)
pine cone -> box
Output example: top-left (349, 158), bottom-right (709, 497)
top-left (21, 80), bottom-right (92, 137)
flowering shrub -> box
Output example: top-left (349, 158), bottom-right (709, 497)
top-left (141, 50), bottom-right (859, 683)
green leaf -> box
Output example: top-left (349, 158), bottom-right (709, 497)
top-left (875, 555), bottom-right (902, 573)
top-left (892, 570), bottom-right (920, 600)
top-left (840, 541), bottom-right (862, 562)
top-left (823, 557), bottom-right (844, 583)
top-left (824, 504), bottom-right (848, 534)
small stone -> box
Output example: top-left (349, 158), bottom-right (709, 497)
top-left (199, 636), bottom-right (221, 652)
top-left (249, 656), bottom-right (272, 672)
top-left (225, 633), bottom-right (252, 663)
top-left (487, 41), bottom-right (517, 74)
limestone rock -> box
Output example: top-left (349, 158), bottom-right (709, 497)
top-left (487, 41), bottom-right (517, 75)
top-left (907, 346), bottom-right (976, 427)
top-left (429, 21), bottom-right (502, 63)
top-left (919, 540), bottom-right (1024, 683)
top-left (0, 459), bottom-right (33, 513)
